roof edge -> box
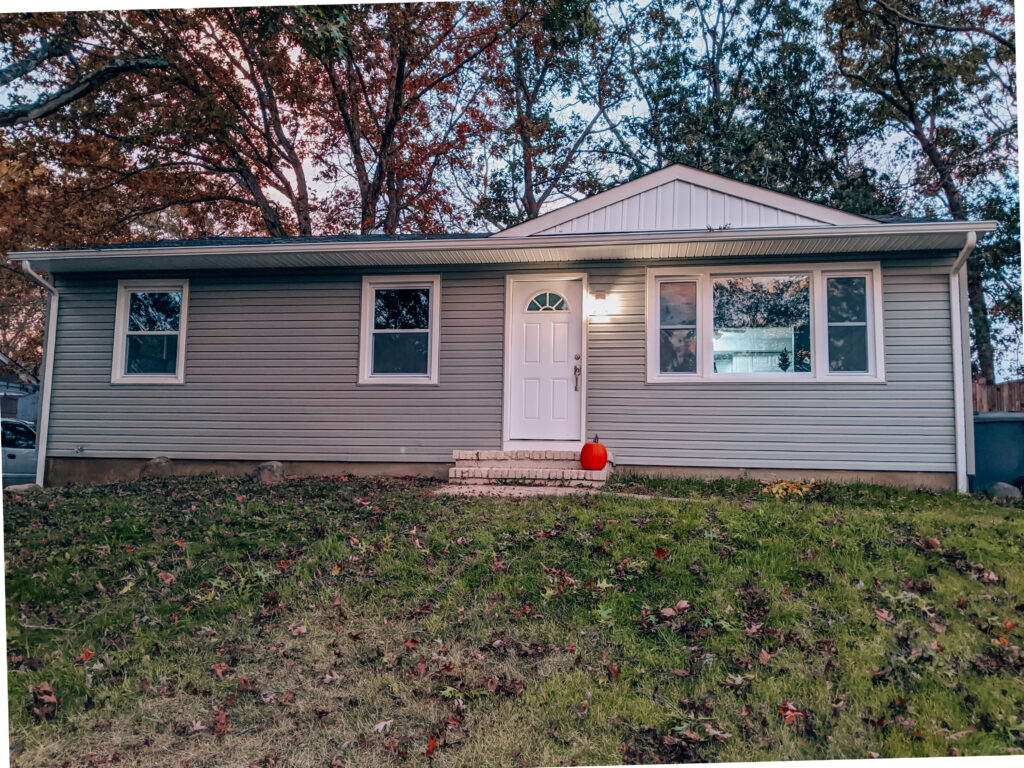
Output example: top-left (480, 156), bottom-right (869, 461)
top-left (11, 220), bottom-right (996, 262)
top-left (11, 221), bottom-right (998, 275)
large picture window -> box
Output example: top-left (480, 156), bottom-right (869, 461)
top-left (646, 264), bottom-right (883, 382)
top-left (712, 275), bottom-right (812, 375)
top-left (360, 275), bottom-right (440, 384)
top-left (112, 280), bottom-right (188, 384)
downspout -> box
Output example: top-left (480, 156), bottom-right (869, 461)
top-left (19, 261), bottom-right (57, 487)
top-left (949, 231), bottom-right (977, 493)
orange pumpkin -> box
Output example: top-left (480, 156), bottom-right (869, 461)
top-left (580, 434), bottom-right (608, 471)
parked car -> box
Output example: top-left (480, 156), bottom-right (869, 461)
top-left (2, 418), bottom-right (37, 487)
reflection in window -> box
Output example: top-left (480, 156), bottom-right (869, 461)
top-left (712, 275), bottom-right (811, 374)
top-left (827, 276), bottom-right (869, 372)
top-left (125, 290), bottom-right (183, 375)
top-left (658, 280), bottom-right (697, 373)
top-left (526, 292), bottom-right (567, 311)
top-left (372, 287), bottom-right (431, 375)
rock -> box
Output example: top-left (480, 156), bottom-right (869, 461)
top-left (4, 483), bottom-right (39, 492)
top-left (986, 481), bottom-right (1022, 500)
top-left (253, 461), bottom-right (285, 486)
top-left (140, 456), bottom-right (175, 478)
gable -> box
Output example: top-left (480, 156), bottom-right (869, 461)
top-left (492, 165), bottom-right (875, 237)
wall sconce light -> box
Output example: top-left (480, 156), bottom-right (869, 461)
top-left (591, 292), bottom-right (610, 317)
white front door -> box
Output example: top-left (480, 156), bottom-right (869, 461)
top-left (508, 278), bottom-right (584, 441)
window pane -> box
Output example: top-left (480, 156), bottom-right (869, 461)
top-left (2, 422), bottom-right (35, 449)
top-left (129, 291), bottom-right (181, 331)
top-left (660, 281), bottom-right (697, 326)
top-left (828, 325), bottom-right (869, 372)
top-left (712, 275), bottom-right (811, 373)
top-left (527, 292), bottom-right (567, 311)
top-left (827, 277), bottom-right (867, 323)
top-left (372, 332), bottom-right (429, 375)
top-left (126, 334), bottom-right (179, 375)
top-left (374, 288), bottom-right (430, 330)
top-left (660, 329), bottom-right (697, 373)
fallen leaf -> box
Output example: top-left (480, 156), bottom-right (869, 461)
top-left (372, 719), bottom-right (393, 734)
top-left (289, 622), bottom-right (306, 637)
top-left (28, 682), bottom-right (57, 721)
top-left (212, 709), bottom-right (228, 739)
top-left (425, 737), bottom-right (437, 758)
top-left (323, 670), bottom-right (341, 684)
top-left (779, 700), bottom-right (808, 724)
top-left (874, 607), bottom-right (894, 624)
top-left (74, 647), bottom-right (94, 665)
top-left (653, 547), bottom-right (670, 560)
top-left (210, 662), bottom-right (231, 679)
top-left (157, 571), bottom-right (176, 585)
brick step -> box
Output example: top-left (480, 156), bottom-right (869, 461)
top-left (450, 477), bottom-right (607, 489)
top-left (452, 449), bottom-right (613, 470)
top-left (448, 465), bottom-right (610, 488)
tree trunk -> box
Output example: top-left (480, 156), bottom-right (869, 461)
top-left (908, 120), bottom-right (996, 382)
top-left (967, 257), bottom-right (996, 382)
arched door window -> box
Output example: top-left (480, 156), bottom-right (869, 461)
top-left (526, 292), bottom-right (568, 311)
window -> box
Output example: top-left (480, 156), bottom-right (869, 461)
top-left (112, 280), bottom-right (188, 384)
top-left (360, 275), bottom-right (440, 384)
top-left (527, 292), bottom-right (568, 311)
top-left (2, 421), bottom-right (35, 449)
top-left (826, 274), bottom-right (870, 373)
top-left (646, 264), bottom-right (883, 382)
top-left (712, 275), bottom-right (811, 375)
top-left (655, 279), bottom-right (698, 375)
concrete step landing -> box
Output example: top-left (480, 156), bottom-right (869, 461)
top-left (449, 449), bottom-right (611, 488)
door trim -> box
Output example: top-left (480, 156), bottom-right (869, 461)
top-left (502, 272), bottom-right (588, 449)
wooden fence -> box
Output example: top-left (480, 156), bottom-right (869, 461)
top-left (973, 379), bottom-right (1024, 412)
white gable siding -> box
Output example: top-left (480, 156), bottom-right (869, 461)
top-left (536, 180), bottom-right (828, 235)
top-left (494, 164), bottom-right (875, 237)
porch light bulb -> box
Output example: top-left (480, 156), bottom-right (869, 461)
top-left (591, 292), bottom-right (609, 316)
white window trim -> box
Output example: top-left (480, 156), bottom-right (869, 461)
top-left (645, 262), bottom-right (885, 384)
top-left (359, 274), bottom-right (441, 385)
top-left (646, 274), bottom-right (705, 382)
top-left (111, 279), bottom-right (189, 385)
top-left (820, 269), bottom-right (885, 380)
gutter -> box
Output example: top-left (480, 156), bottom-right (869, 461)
top-left (8, 220), bottom-right (997, 264)
top-left (19, 261), bottom-right (57, 487)
top-left (947, 229), bottom-right (979, 493)
top-left (950, 230), bottom-right (977, 275)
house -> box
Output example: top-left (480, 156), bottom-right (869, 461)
top-left (12, 165), bottom-right (995, 491)
top-left (0, 352), bottom-right (39, 423)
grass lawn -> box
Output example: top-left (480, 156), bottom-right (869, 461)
top-left (4, 473), bottom-right (1024, 767)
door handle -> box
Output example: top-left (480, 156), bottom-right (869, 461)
top-left (6, 454), bottom-right (15, 460)
top-left (573, 365), bottom-right (581, 392)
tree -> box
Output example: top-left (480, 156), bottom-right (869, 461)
top-left (826, 0), bottom-right (1016, 381)
top-left (287, 3), bottom-right (517, 233)
top-left (607, 0), bottom-right (898, 213)
top-left (0, 12), bottom-right (169, 128)
top-left (472, 0), bottom-right (623, 229)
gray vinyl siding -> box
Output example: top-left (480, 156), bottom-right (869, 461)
top-left (586, 258), bottom-right (957, 472)
top-left (47, 254), bottom-right (958, 472)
